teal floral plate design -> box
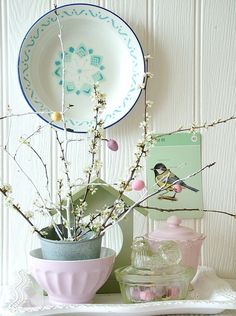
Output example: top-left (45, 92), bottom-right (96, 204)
top-left (18, 3), bottom-right (145, 133)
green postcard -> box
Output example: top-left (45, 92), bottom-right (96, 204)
top-left (146, 132), bottom-right (203, 220)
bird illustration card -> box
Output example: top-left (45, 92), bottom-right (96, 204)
top-left (146, 132), bottom-right (203, 220)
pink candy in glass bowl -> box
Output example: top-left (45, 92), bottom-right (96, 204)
top-left (145, 215), bottom-right (206, 270)
top-left (28, 247), bottom-right (116, 304)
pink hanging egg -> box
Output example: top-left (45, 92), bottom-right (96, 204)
top-left (132, 180), bottom-right (145, 191)
top-left (107, 139), bottom-right (118, 151)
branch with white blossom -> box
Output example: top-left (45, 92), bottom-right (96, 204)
top-left (137, 205), bottom-right (236, 218)
top-left (0, 186), bottom-right (44, 236)
top-left (75, 85), bottom-right (106, 237)
top-left (134, 162), bottom-right (215, 208)
top-left (0, 110), bottom-right (52, 121)
top-left (157, 116), bottom-right (236, 138)
top-left (13, 124), bottom-right (48, 159)
top-left (92, 57), bottom-right (154, 235)
top-left (1, 146), bottom-right (47, 207)
top-left (0, 146), bottom-right (64, 239)
top-left (102, 162), bottom-right (216, 232)
top-left (54, 130), bottom-right (75, 239)
top-left (81, 85), bottom-right (105, 199)
top-left (17, 137), bottom-right (52, 201)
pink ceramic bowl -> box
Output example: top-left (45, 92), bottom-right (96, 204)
top-left (29, 247), bottom-right (116, 304)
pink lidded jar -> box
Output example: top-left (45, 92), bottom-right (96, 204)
top-left (145, 215), bottom-right (206, 270)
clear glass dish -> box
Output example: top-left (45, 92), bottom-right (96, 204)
top-left (115, 264), bottom-right (195, 303)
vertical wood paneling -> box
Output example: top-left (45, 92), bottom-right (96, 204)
top-left (200, 0), bottom-right (236, 277)
top-left (6, 0), bottom-right (51, 283)
top-left (149, 0), bottom-right (195, 132)
top-left (0, 1), bottom-right (3, 285)
top-left (193, 0), bottom-right (202, 124)
top-left (0, 0), bottom-right (9, 286)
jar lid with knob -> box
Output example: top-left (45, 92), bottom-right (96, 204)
top-left (147, 215), bottom-right (205, 242)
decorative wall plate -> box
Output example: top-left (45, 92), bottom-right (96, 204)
top-left (18, 4), bottom-right (145, 133)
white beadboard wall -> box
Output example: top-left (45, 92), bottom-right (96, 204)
top-left (0, 0), bottom-right (236, 285)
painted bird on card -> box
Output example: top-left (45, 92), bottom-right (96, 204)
top-left (151, 163), bottom-right (199, 201)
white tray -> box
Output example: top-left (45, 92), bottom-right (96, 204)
top-left (1, 267), bottom-right (236, 315)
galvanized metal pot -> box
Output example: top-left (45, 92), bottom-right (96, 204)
top-left (39, 226), bottom-right (103, 261)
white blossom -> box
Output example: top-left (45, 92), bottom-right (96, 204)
top-left (139, 121), bottom-right (147, 129)
top-left (5, 196), bottom-right (14, 207)
top-left (144, 54), bottom-right (152, 60)
top-left (1, 184), bottom-right (12, 194)
top-left (146, 100), bottom-right (154, 108)
top-left (25, 211), bottom-right (34, 219)
top-left (19, 137), bottom-right (30, 145)
top-left (145, 72), bottom-right (154, 78)
top-left (137, 83), bottom-right (145, 89)
top-left (89, 185), bottom-right (98, 195)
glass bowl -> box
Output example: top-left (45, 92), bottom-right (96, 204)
top-left (115, 264), bottom-right (195, 303)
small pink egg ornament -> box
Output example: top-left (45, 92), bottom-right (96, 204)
top-left (132, 179), bottom-right (145, 191)
top-left (107, 139), bottom-right (118, 151)
top-left (173, 183), bottom-right (182, 193)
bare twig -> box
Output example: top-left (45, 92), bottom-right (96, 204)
top-left (157, 116), bottom-right (236, 138)
top-left (137, 205), bottom-right (236, 218)
top-left (102, 162), bottom-right (216, 232)
top-left (75, 86), bottom-right (106, 237)
top-left (81, 87), bottom-right (102, 204)
top-left (54, 6), bottom-right (75, 240)
top-left (2, 146), bottom-right (47, 207)
top-left (14, 125), bottom-right (48, 159)
top-left (54, 6), bottom-right (68, 142)
top-left (99, 58), bottom-right (152, 232)
top-left (1, 146), bottom-right (63, 240)
top-left (0, 187), bottom-right (44, 237)
top-left (134, 162), bottom-right (216, 208)
top-left (24, 143), bottom-right (52, 201)
top-left (0, 111), bottom-right (52, 121)
top-left (10, 125), bottom-right (52, 201)
top-left (55, 130), bottom-right (74, 239)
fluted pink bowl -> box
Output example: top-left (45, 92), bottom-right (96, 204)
top-left (29, 247), bottom-right (116, 304)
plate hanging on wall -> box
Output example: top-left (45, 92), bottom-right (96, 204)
top-left (18, 3), bottom-right (145, 133)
